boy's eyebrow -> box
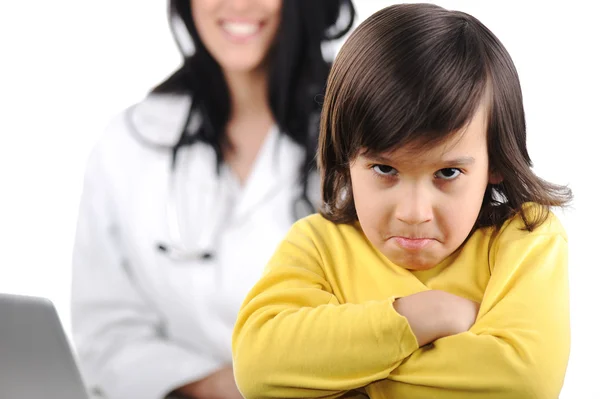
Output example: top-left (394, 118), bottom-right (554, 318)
top-left (438, 156), bottom-right (476, 167)
top-left (364, 153), bottom-right (476, 167)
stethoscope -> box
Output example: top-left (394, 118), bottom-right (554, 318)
top-left (155, 164), bottom-right (314, 263)
top-left (126, 105), bottom-right (316, 264)
top-left (154, 162), bottom-right (231, 262)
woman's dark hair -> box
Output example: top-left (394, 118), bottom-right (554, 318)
top-left (152, 0), bottom-right (355, 203)
top-left (318, 3), bottom-right (572, 231)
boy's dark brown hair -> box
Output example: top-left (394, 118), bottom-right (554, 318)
top-left (318, 3), bottom-right (572, 231)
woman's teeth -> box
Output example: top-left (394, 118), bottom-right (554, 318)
top-left (222, 22), bottom-right (260, 36)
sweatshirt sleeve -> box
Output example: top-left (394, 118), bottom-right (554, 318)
top-left (232, 218), bottom-right (419, 399)
top-left (369, 217), bottom-right (570, 399)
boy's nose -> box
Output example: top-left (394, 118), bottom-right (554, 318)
top-left (394, 186), bottom-right (433, 226)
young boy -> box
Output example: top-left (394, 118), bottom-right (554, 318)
top-left (232, 4), bottom-right (571, 398)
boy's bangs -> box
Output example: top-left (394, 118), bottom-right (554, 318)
top-left (359, 74), bottom-right (488, 158)
top-left (332, 7), bottom-right (490, 159)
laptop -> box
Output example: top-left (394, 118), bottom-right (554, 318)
top-left (0, 293), bottom-right (89, 399)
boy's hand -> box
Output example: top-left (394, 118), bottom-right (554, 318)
top-left (393, 290), bottom-right (479, 347)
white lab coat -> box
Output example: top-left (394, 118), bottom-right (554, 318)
top-left (71, 94), bottom-right (316, 399)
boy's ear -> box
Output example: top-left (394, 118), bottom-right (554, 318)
top-left (488, 171), bottom-right (503, 185)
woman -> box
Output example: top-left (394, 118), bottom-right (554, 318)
top-left (71, 1), bottom-right (355, 398)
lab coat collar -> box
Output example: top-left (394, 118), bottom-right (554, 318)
top-left (232, 125), bottom-right (303, 221)
top-left (129, 93), bottom-right (304, 221)
top-left (127, 94), bottom-right (192, 147)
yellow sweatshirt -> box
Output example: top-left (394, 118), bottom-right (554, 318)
top-left (232, 204), bottom-right (570, 399)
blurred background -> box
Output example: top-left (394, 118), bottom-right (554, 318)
top-left (0, 1), bottom-right (598, 397)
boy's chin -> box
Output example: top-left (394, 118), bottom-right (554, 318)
top-left (399, 261), bottom-right (439, 271)
top-left (386, 252), bottom-right (442, 271)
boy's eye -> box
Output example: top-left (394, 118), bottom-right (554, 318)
top-left (372, 164), bottom-right (397, 176)
top-left (435, 168), bottom-right (462, 180)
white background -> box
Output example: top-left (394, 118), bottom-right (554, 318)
top-left (0, 1), bottom-right (598, 397)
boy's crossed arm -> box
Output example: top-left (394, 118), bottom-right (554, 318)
top-left (231, 226), bottom-right (479, 399)
top-left (372, 232), bottom-right (569, 399)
